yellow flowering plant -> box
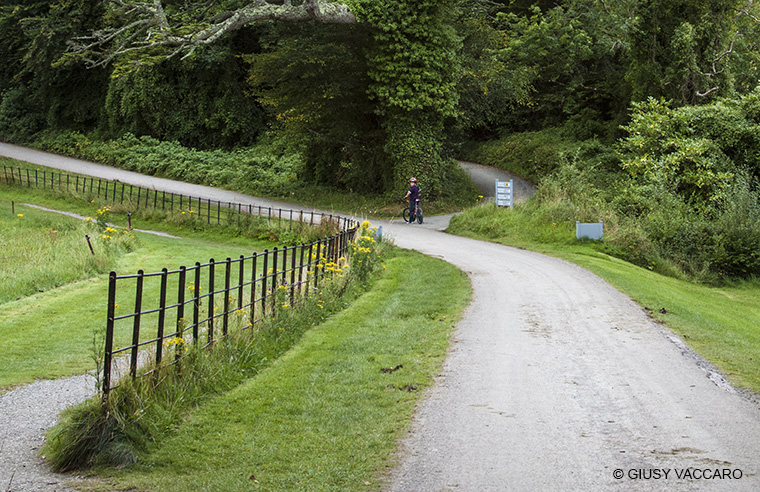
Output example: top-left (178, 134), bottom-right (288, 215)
top-left (349, 221), bottom-right (384, 284)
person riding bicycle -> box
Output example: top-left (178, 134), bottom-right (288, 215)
top-left (404, 177), bottom-right (420, 221)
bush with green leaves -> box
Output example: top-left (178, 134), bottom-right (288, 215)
top-left (613, 94), bottom-right (760, 280)
top-left (32, 131), bottom-right (301, 196)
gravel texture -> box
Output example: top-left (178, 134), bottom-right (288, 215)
top-left (0, 376), bottom-right (96, 492)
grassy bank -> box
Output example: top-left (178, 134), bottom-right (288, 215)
top-left (65, 249), bottom-right (470, 491)
top-left (448, 203), bottom-right (760, 394)
top-left (0, 185), bottom-right (286, 389)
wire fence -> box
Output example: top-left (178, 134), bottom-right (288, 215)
top-left (1, 163), bottom-right (360, 397)
top-left (1, 164), bottom-right (352, 230)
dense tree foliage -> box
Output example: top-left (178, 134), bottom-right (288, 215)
top-left (2, 1), bottom-right (760, 212)
top-left (104, 29), bottom-right (266, 149)
top-left (246, 21), bottom-right (383, 191)
top-left (0, 0), bottom-right (109, 140)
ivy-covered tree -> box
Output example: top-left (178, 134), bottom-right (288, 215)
top-left (349, 0), bottom-right (464, 196)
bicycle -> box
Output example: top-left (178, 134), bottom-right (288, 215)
top-left (402, 201), bottom-right (423, 224)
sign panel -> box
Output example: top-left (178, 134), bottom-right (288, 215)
top-left (495, 179), bottom-right (514, 209)
top-left (576, 221), bottom-right (604, 240)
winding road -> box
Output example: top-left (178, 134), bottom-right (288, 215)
top-left (2, 143), bottom-right (760, 491)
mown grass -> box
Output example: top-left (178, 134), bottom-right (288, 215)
top-left (448, 202), bottom-right (760, 393)
top-left (0, 186), bottom-right (283, 389)
top-left (83, 250), bottom-right (470, 492)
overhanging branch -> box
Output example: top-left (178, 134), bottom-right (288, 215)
top-left (69, 0), bottom-right (357, 68)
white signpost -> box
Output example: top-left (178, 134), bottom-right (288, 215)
top-left (495, 179), bottom-right (514, 209)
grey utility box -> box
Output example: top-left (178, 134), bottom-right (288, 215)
top-left (576, 221), bottom-right (603, 240)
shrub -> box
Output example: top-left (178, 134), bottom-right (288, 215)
top-left (705, 179), bottom-right (760, 278)
top-left (459, 127), bottom-right (583, 182)
top-left (31, 131), bottom-right (302, 197)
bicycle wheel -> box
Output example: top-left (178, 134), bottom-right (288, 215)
top-left (416, 207), bottom-right (423, 224)
top-left (402, 207), bottom-right (412, 223)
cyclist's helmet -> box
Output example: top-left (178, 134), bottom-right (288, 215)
top-left (410, 177), bottom-right (417, 183)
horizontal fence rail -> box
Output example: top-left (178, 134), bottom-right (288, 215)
top-left (1, 165), bottom-right (353, 230)
top-left (1, 163), bottom-right (360, 398)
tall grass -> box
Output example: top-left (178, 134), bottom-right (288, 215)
top-left (0, 202), bottom-right (137, 304)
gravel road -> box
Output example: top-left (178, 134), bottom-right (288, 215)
top-left (381, 221), bottom-right (760, 491)
top-left (2, 143), bottom-right (760, 491)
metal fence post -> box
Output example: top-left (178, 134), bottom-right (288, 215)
top-left (314, 240), bottom-right (322, 290)
top-left (261, 250), bottom-right (269, 318)
top-left (250, 253), bottom-right (258, 324)
top-left (155, 268), bottom-right (168, 367)
top-left (272, 247), bottom-right (279, 315)
top-left (177, 265), bottom-right (187, 338)
top-left (290, 244), bottom-right (297, 305)
top-left (193, 263), bottom-right (201, 343)
top-left (238, 255), bottom-right (245, 312)
top-left (223, 258), bottom-right (231, 337)
top-left (130, 270), bottom-right (145, 379)
top-left (103, 272), bottom-right (117, 400)
top-left (208, 259), bottom-right (215, 345)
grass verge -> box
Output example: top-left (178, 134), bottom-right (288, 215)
top-left (0, 186), bottom-right (291, 389)
top-left (68, 248), bottom-right (469, 491)
top-left (448, 202), bottom-right (760, 394)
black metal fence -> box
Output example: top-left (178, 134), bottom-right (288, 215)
top-left (1, 165), bottom-right (351, 229)
top-left (1, 163), bottom-right (360, 396)
top-left (104, 227), bottom-right (356, 396)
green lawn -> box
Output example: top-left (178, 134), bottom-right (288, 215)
top-left (98, 250), bottom-right (470, 492)
top-left (0, 190), bottom-right (277, 389)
